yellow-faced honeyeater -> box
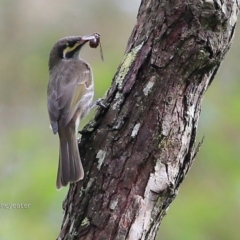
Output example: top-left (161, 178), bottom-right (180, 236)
top-left (47, 33), bottom-right (101, 189)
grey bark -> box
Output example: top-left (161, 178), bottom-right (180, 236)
top-left (58, 1), bottom-right (239, 239)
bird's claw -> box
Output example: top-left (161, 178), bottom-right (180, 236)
top-left (91, 98), bottom-right (107, 109)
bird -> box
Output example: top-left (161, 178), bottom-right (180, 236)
top-left (47, 34), bottom-right (99, 189)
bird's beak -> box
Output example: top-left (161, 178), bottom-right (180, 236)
top-left (81, 35), bottom-right (96, 42)
top-left (77, 35), bottom-right (95, 47)
top-left (76, 39), bottom-right (88, 46)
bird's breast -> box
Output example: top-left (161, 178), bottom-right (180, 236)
top-left (78, 83), bottom-right (94, 119)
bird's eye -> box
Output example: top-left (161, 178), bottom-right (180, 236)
top-left (68, 42), bottom-right (75, 48)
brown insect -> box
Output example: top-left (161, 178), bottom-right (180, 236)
top-left (82, 33), bottom-right (104, 61)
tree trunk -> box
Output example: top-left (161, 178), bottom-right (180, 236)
top-left (58, 1), bottom-right (239, 239)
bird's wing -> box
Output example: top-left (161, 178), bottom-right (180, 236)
top-left (47, 61), bottom-right (92, 134)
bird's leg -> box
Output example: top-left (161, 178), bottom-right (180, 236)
top-left (78, 99), bottom-right (108, 135)
top-left (90, 98), bottom-right (107, 109)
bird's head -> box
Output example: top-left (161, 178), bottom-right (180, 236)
top-left (48, 33), bottom-right (100, 71)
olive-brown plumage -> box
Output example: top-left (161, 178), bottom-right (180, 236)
top-left (47, 36), bottom-right (95, 189)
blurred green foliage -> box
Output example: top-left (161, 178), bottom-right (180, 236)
top-left (0, 1), bottom-right (239, 239)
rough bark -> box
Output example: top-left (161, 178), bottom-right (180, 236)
top-left (57, 1), bottom-right (239, 240)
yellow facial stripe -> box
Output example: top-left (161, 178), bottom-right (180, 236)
top-left (63, 43), bottom-right (80, 58)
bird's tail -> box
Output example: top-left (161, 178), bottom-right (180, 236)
top-left (56, 124), bottom-right (84, 189)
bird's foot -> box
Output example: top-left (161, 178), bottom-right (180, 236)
top-left (91, 98), bottom-right (107, 109)
top-left (79, 99), bottom-right (108, 135)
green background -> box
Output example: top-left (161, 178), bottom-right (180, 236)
top-left (0, 1), bottom-right (239, 239)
